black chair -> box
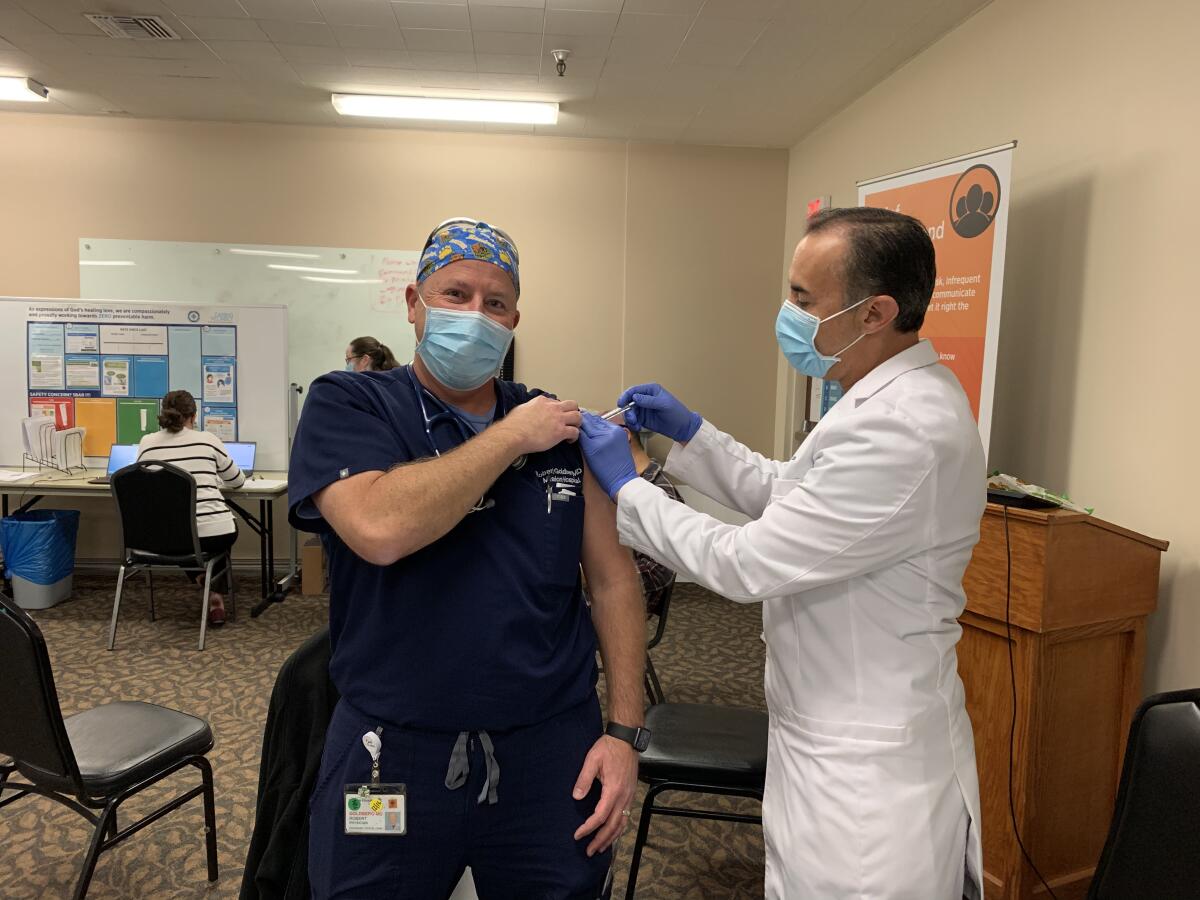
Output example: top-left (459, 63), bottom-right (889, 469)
top-left (1087, 688), bottom-right (1200, 899)
top-left (624, 703), bottom-right (768, 898)
top-left (643, 578), bottom-right (675, 706)
top-left (108, 460), bottom-right (235, 651)
top-left (0, 593), bottom-right (218, 900)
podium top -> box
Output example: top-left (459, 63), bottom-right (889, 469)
top-left (984, 503), bottom-right (1169, 553)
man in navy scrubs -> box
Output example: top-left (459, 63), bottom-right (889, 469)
top-left (289, 219), bottom-right (648, 900)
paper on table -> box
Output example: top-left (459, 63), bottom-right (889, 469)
top-left (239, 478), bottom-right (286, 491)
top-left (0, 469), bottom-right (40, 484)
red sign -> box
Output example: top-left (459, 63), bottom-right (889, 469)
top-left (30, 397), bottom-right (74, 430)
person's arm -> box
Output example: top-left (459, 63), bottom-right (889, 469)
top-left (315, 395), bottom-right (581, 566)
top-left (572, 463), bottom-right (643, 857)
top-left (617, 408), bottom-right (936, 603)
top-left (662, 419), bottom-right (791, 519)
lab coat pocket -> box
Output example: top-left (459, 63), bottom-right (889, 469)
top-left (780, 707), bottom-right (909, 745)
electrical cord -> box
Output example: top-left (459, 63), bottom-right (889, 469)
top-left (1003, 504), bottom-right (1058, 899)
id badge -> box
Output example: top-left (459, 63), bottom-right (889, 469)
top-left (344, 783), bottom-right (407, 836)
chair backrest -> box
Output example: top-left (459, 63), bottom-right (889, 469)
top-left (111, 460), bottom-right (201, 561)
top-left (646, 576), bottom-right (676, 651)
top-left (0, 594), bottom-right (84, 793)
top-left (1088, 688), bottom-right (1200, 899)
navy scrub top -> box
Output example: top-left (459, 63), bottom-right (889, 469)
top-left (288, 366), bottom-right (598, 733)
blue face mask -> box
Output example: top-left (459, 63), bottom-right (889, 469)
top-left (775, 296), bottom-right (870, 378)
top-left (416, 292), bottom-right (514, 391)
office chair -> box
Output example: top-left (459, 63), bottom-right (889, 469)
top-left (623, 703), bottom-right (768, 898)
top-left (0, 593), bottom-right (218, 900)
top-left (1087, 688), bottom-right (1200, 899)
top-left (643, 577), bottom-right (675, 705)
top-left (108, 461), bottom-right (235, 651)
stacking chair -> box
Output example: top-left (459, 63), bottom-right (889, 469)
top-left (1087, 688), bottom-right (1200, 899)
top-left (624, 703), bottom-right (768, 898)
top-left (643, 578), bottom-right (675, 705)
top-left (0, 594), bottom-right (218, 900)
top-left (108, 461), bottom-right (235, 651)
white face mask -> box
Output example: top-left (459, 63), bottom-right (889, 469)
top-left (775, 296), bottom-right (871, 378)
top-left (415, 292), bottom-right (514, 391)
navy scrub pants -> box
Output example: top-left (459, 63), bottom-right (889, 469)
top-left (308, 694), bottom-right (613, 899)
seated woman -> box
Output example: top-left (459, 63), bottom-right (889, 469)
top-left (344, 336), bottom-right (399, 373)
top-left (137, 390), bottom-right (244, 626)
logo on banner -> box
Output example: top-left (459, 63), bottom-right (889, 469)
top-left (949, 164), bottom-right (1001, 238)
top-left (187, 310), bottom-right (201, 322)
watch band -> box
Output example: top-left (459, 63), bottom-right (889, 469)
top-left (605, 721), bottom-right (651, 752)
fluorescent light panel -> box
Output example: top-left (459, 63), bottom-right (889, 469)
top-left (229, 247), bottom-right (321, 259)
top-left (332, 93), bottom-right (558, 125)
top-left (268, 264), bottom-right (358, 274)
top-left (79, 260), bottom-right (136, 266)
top-left (0, 77), bottom-right (49, 102)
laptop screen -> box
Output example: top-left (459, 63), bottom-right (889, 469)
top-left (225, 442), bottom-right (256, 473)
top-left (106, 444), bottom-right (138, 475)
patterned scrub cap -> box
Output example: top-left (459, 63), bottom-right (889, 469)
top-left (417, 219), bottom-right (520, 296)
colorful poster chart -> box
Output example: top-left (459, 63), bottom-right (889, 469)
top-left (203, 357), bottom-right (235, 404)
top-left (74, 398), bottom-right (117, 456)
top-left (117, 399), bottom-right (159, 444)
top-left (26, 308), bottom-right (239, 455)
top-left (101, 357), bottom-right (130, 397)
top-left (30, 397), bottom-right (74, 430)
top-left (65, 323), bottom-right (99, 353)
top-left (857, 142), bottom-right (1014, 451)
top-left (202, 406), bottom-right (237, 442)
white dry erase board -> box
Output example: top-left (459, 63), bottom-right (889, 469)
top-left (0, 297), bottom-right (289, 470)
top-left (79, 239), bottom-right (421, 399)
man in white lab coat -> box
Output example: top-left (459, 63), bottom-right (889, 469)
top-left (579, 207), bottom-right (986, 899)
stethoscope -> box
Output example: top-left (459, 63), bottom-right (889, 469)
top-left (407, 368), bottom-right (525, 513)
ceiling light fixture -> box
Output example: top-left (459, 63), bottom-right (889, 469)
top-left (0, 78), bottom-right (49, 102)
top-left (229, 248), bottom-right (321, 259)
top-left (332, 94), bottom-right (558, 125)
top-left (268, 263), bottom-right (358, 274)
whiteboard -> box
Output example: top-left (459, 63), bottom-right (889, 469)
top-left (0, 297), bottom-right (290, 471)
top-left (79, 239), bottom-right (420, 399)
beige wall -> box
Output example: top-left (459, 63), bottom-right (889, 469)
top-left (781, 0), bottom-right (1200, 693)
top-left (0, 113), bottom-right (786, 562)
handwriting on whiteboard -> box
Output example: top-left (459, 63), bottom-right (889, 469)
top-left (374, 255), bottom-right (419, 314)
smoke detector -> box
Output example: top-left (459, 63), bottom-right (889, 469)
top-left (85, 14), bottom-right (181, 40)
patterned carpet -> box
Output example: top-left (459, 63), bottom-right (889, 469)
top-left (0, 575), bottom-right (766, 899)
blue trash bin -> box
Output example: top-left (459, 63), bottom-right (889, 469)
top-left (0, 509), bottom-right (81, 609)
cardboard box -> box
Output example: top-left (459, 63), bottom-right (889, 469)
top-left (301, 538), bottom-right (326, 596)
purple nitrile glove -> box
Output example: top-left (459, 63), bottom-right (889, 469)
top-left (579, 413), bottom-right (639, 501)
top-left (616, 383), bottom-right (701, 443)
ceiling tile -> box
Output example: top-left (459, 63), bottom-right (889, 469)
top-left (543, 9), bottom-right (616, 36)
top-left (699, 0), bottom-right (784, 20)
top-left (467, 0), bottom-right (545, 8)
top-left (466, 4), bottom-right (542, 33)
top-left (317, 0), bottom-right (398, 26)
top-left (415, 69), bottom-right (478, 87)
top-left (225, 58), bottom-right (303, 80)
top-left (259, 20), bottom-right (339, 45)
top-left (277, 43), bottom-right (349, 62)
top-left (391, 2), bottom-right (469, 28)
top-left (67, 35), bottom-right (161, 57)
top-left (674, 16), bottom-right (765, 66)
top-left (291, 61), bottom-right (352, 82)
top-left (405, 49), bottom-right (476, 69)
top-left (18, 5), bottom-right (102, 36)
top-left (343, 46), bottom-right (412, 66)
top-left (333, 65), bottom-right (424, 85)
top-left (400, 27), bottom-right (472, 51)
top-left (333, 24), bottom-right (407, 47)
top-left (545, 0), bottom-right (621, 10)
top-left (539, 32), bottom-right (607, 57)
top-left (474, 52), bottom-right (540, 74)
top-left (0, 8), bottom-right (53, 34)
top-left (472, 30), bottom-right (540, 54)
top-left (476, 71), bottom-right (538, 89)
top-left (146, 39), bottom-right (222, 60)
top-left (620, 0), bottom-right (703, 14)
top-left (178, 17), bottom-right (269, 40)
top-left (208, 40), bottom-right (286, 61)
top-left (239, 0), bottom-right (323, 21)
top-left (163, 0), bottom-right (251, 16)
top-left (613, 12), bottom-right (691, 42)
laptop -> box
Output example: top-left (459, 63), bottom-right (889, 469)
top-left (225, 441), bottom-right (257, 476)
top-left (88, 444), bottom-right (138, 485)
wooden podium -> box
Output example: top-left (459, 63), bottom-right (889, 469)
top-left (958, 503), bottom-right (1168, 899)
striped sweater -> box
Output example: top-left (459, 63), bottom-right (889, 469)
top-left (136, 428), bottom-right (245, 537)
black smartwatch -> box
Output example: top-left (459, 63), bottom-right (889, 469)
top-left (605, 721), bottom-right (651, 752)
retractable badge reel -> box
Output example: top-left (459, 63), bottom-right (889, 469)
top-left (344, 727), bottom-right (407, 836)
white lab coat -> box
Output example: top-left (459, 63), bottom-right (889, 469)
top-left (616, 341), bottom-right (985, 899)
